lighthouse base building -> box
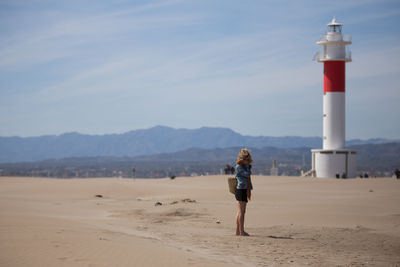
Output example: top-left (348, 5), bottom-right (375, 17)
top-left (311, 149), bottom-right (356, 178)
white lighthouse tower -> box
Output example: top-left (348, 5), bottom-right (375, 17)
top-left (311, 18), bottom-right (356, 178)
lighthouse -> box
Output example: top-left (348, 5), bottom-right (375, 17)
top-left (311, 18), bottom-right (356, 178)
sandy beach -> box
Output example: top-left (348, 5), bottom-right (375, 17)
top-left (0, 175), bottom-right (399, 267)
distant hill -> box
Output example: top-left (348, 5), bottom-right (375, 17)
top-left (130, 142), bottom-right (400, 173)
top-left (0, 125), bottom-right (396, 163)
top-left (349, 142), bottom-right (400, 172)
top-left (134, 146), bottom-right (309, 164)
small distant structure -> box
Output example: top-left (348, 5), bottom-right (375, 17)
top-left (270, 160), bottom-right (279, 176)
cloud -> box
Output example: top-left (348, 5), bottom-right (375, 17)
top-left (345, 6), bottom-right (400, 25)
top-left (0, 0), bottom-right (198, 69)
top-left (27, 25), bottom-right (320, 106)
top-left (350, 45), bottom-right (400, 79)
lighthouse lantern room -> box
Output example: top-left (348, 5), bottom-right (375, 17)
top-left (311, 18), bottom-right (356, 178)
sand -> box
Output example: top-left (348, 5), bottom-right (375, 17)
top-left (0, 175), bottom-right (399, 267)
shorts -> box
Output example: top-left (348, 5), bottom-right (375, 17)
top-left (235, 188), bottom-right (248, 202)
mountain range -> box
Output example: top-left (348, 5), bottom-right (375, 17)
top-left (0, 126), bottom-right (396, 163)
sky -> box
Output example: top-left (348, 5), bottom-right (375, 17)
top-left (1, 0), bottom-right (399, 139)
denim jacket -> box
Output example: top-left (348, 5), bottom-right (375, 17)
top-left (235, 164), bottom-right (253, 190)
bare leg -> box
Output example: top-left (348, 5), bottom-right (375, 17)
top-left (236, 201), bottom-right (249, 236)
top-left (236, 209), bottom-right (240, 235)
top-left (236, 202), bottom-right (242, 235)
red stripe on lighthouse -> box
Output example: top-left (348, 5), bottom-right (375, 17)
top-left (324, 61), bottom-right (345, 93)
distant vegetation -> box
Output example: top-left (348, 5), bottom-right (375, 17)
top-left (350, 143), bottom-right (400, 174)
top-left (0, 143), bottom-right (399, 178)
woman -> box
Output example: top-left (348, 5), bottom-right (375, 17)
top-left (234, 148), bottom-right (253, 236)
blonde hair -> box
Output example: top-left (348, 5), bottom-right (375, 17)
top-left (237, 148), bottom-right (253, 163)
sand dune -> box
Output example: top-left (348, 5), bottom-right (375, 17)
top-left (0, 175), bottom-right (399, 266)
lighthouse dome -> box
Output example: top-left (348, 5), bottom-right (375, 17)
top-left (327, 17), bottom-right (342, 33)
